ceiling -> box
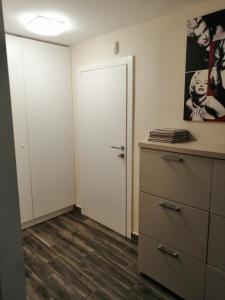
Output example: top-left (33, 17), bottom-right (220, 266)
top-left (2, 0), bottom-right (206, 46)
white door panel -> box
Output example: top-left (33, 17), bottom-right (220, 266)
top-left (6, 35), bottom-right (34, 223)
top-left (22, 39), bottom-right (75, 218)
top-left (80, 65), bottom-right (127, 235)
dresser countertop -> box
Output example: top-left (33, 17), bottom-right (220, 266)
top-left (138, 140), bottom-right (225, 160)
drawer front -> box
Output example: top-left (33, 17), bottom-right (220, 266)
top-left (139, 148), bottom-right (212, 211)
top-left (138, 234), bottom-right (205, 300)
top-left (139, 192), bottom-right (209, 261)
top-left (205, 266), bottom-right (225, 300)
top-left (211, 159), bottom-right (225, 217)
top-left (208, 214), bottom-right (225, 272)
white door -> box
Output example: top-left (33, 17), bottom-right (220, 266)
top-left (21, 38), bottom-right (75, 218)
top-left (80, 64), bottom-right (127, 235)
top-left (6, 35), bottom-right (34, 223)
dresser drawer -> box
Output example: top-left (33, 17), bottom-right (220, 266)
top-left (138, 234), bottom-right (205, 300)
top-left (211, 159), bottom-right (225, 217)
top-left (139, 192), bottom-right (209, 261)
top-left (208, 214), bottom-right (225, 272)
top-left (205, 266), bottom-right (225, 300)
top-left (139, 148), bottom-right (212, 210)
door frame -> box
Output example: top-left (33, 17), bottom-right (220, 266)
top-left (76, 56), bottom-right (133, 238)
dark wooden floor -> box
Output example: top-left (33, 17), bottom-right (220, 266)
top-left (23, 209), bottom-right (181, 300)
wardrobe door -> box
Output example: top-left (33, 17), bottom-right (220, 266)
top-left (6, 35), bottom-right (34, 223)
top-left (21, 38), bottom-right (75, 218)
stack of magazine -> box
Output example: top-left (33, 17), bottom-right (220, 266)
top-left (149, 128), bottom-right (190, 143)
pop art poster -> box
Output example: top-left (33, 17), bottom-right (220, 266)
top-left (184, 9), bottom-right (225, 122)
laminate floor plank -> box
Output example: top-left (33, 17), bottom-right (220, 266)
top-left (44, 273), bottom-right (86, 300)
top-left (62, 214), bottom-right (127, 250)
top-left (49, 258), bottom-right (95, 296)
top-left (23, 234), bottom-right (58, 263)
top-left (86, 290), bottom-right (115, 300)
top-left (83, 252), bottom-right (136, 289)
top-left (27, 224), bottom-right (58, 248)
top-left (25, 265), bottom-right (56, 300)
top-left (63, 214), bottom-right (129, 251)
top-left (24, 248), bottom-right (55, 282)
top-left (53, 244), bottom-right (130, 299)
top-left (23, 209), bottom-right (181, 300)
top-left (50, 249), bottom-right (98, 293)
top-left (49, 218), bottom-right (134, 268)
top-left (68, 212), bottom-right (131, 248)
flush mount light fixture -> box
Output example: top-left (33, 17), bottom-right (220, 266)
top-left (25, 15), bottom-right (69, 36)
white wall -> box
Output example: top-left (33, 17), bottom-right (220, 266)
top-left (72, 0), bottom-right (225, 233)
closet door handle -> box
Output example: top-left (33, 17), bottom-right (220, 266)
top-left (161, 154), bottom-right (183, 162)
top-left (159, 201), bottom-right (180, 212)
top-left (158, 245), bottom-right (178, 258)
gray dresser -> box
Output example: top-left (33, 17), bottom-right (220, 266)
top-left (138, 141), bottom-right (225, 300)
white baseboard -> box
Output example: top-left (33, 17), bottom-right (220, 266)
top-left (21, 206), bottom-right (74, 230)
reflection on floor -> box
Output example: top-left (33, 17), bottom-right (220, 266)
top-left (23, 209), bottom-right (181, 300)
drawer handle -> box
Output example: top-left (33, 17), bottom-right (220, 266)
top-left (159, 201), bottom-right (180, 212)
top-left (161, 154), bottom-right (183, 162)
top-left (158, 245), bottom-right (178, 258)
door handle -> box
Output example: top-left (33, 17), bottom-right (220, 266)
top-left (111, 145), bottom-right (125, 150)
top-left (159, 201), bottom-right (180, 212)
top-left (161, 154), bottom-right (183, 162)
top-left (158, 245), bottom-right (178, 258)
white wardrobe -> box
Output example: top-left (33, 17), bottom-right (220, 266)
top-left (6, 35), bottom-right (75, 225)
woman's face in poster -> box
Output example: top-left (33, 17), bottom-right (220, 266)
top-left (193, 71), bottom-right (208, 96)
top-left (194, 21), bottom-right (210, 49)
top-left (195, 79), bottom-right (208, 96)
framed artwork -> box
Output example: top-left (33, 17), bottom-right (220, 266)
top-left (184, 9), bottom-right (225, 122)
